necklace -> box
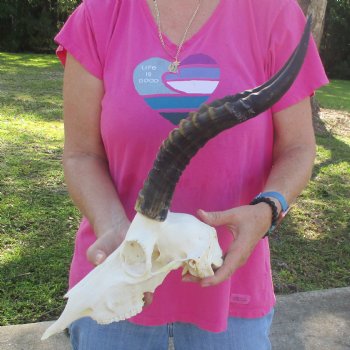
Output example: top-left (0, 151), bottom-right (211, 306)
top-left (153, 0), bottom-right (202, 73)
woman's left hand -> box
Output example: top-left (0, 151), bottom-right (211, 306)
top-left (183, 203), bottom-right (273, 286)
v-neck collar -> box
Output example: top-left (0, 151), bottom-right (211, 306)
top-left (141, 0), bottom-right (225, 52)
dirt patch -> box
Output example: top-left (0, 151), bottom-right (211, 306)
top-left (314, 108), bottom-right (350, 137)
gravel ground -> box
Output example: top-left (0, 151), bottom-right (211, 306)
top-left (314, 108), bottom-right (350, 137)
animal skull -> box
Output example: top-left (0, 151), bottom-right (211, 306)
top-left (42, 212), bottom-right (223, 340)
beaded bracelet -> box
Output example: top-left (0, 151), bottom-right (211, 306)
top-left (249, 197), bottom-right (279, 237)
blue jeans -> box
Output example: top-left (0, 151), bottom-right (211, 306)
top-left (69, 309), bottom-right (274, 350)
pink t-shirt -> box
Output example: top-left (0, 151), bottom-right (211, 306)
top-left (55, 0), bottom-right (328, 332)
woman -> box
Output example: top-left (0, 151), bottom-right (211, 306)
top-left (55, 0), bottom-right (328, 348)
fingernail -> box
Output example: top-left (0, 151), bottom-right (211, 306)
top-left (201, 279), bottom-right (211, 287)
top-left (95, 252), bottom-right (104, 265)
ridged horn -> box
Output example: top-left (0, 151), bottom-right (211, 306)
top-left (135, 17), bottom-right (312, 221)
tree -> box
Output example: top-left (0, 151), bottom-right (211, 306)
top-left (321, 0), bottom-right (350, 79)
top-left (297, 0), bottom-right (328, 48)
top-left (0, 0), bottom-right (81, 52)
top-left (297, 0), bottom-right (328, 120)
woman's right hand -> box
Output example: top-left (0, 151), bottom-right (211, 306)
top-left (87, 221), bottom-right (130, 266)
top-left (86, 219), bottom-right (154, 307)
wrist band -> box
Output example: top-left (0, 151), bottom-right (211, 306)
top-left (259, 191), bottom-right (289, 213)
top-left (249, 196), bottom-right (278, 238)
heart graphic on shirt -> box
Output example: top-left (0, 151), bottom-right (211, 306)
top-left (133, 54), bottom-right (221, 125)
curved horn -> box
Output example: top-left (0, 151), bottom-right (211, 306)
top-left (135, 17), bottom-right (312, 221)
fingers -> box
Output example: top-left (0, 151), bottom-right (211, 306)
top-left (200, 234), bottom-right (257, 287)
top-left (87, 231), bottom-right (125, 265)
top-left (143, 292), bottom-right (153, 307)
top-left (182, 273), bottom-right (201, 283)
top-left (87, 244), bottom-right (107, 265)
top-left (197, 205), bottom-right (268, 287)
top-left (197, 208), bottom-right (236, 227)
top-left (88, 249), bottom-right (107, 265)
top-left (182, 249), bottom-right (246, 288)
top-left (200, 250), bottom-right (241, 287)
top-left (181, 250), bottom-right (244, 287)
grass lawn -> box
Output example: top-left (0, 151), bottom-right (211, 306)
top-left (0, 52), bottom-right (349, 325)
top-left (0, 52), bottom-right (80, 325)
top-left (316, 80), bottom-right (350, 112)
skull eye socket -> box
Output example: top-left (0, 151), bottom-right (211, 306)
top-left (152, 245), bottom-right (161, 261)
top-left (121, 241), bottom-right (147, 277)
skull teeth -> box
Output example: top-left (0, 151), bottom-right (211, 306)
top-left (98, 302), bottom-right (144, 324)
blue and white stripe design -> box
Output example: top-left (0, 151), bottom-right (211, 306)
top-left (133, 54), bottom-right (221, 124)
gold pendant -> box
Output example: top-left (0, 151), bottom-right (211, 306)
top-left (168, 61), bottom-right (180, 73)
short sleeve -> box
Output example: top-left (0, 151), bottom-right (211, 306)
top-left (54, 0), bottom-right (119, 80)
top-left (267, 0), bottom-right (329, 113)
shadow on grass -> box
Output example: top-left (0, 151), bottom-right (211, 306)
top-left (316, 80), bottom-right (350, 112)
top-left (0, 52), bottom-right (63, 122)
top-left (0, 53), bottom-right (72, 324)
top-left (313, 135), bottom-right (350, 176)
top-left (312, 112), bottom-right (350, 176)
top-left (270, 116), bottom-right (350, 294)
top-left (0, 132), bottom-right (79, 325)
top-left (0, 52), bottom-right (59, 70)
top-left (271, 209), bottom-right (350, 295)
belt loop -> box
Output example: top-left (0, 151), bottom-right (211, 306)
top-left (167, 322), bottom-right (174, 337)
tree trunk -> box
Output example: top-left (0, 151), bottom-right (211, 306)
top-left (297, 0), bottom-right (328, 48)
top-left (297, 0), bottom-right (328, 126)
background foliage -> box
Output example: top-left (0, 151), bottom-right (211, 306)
top-left (0, 0), bottom-right (349, 78)
top-left (1, 0), bottom-right (350, 77)
top-left (0, 0), bottom-right (350, 79)
top-left (320, 0), bottom-right (350, 79)
top-left (0, 0), bottom-right (81, 52)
